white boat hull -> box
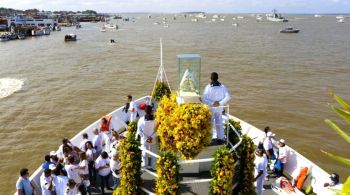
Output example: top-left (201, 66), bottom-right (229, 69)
top-left (24, 96), bottom-right (336, 195)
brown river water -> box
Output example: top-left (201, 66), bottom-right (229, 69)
top-left (0, 14), bottom-right (349, 194)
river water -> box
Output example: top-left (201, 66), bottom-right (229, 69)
top-left (0, 14), bottom-right (349, 193)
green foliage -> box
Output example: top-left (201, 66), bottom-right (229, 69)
top-left (210, 147), bottom-right (235, 195)
top-left (341, 176), bottom-right (350, 195)
top-left (152, 81), bottom-right (171, 102)
top-left (324, 93), bottom-right (350, 193)
top-left (224, 119), bottom-right (242, 146)
top-left (235, 135), bottom-right (256, 195)
top-left (156, 94), bottom-right (212, 159)
top-left (114, 127), bottom-right (142, 195)
top-left (155, 151), bottom-right (180, 195)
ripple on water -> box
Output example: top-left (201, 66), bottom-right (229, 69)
top-left (0, 78), bottom-right (24, 99)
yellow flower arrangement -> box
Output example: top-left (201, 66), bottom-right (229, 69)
top-left (155, 151), bottom-right (180, 195)
top-left (210, 147), bottom-right (235, 195)
top-left (156, 93), bottom-right (211, 159)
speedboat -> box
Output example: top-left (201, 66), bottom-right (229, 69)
top-left (280, 27), bottom-right (300, 33)
top-left (64, 34), bottom-right (77, 41)
top-left (0, 35), bottom-right (10, 42)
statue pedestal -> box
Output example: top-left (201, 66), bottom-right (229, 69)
top-left (176, 91), bottom-right (201, 104)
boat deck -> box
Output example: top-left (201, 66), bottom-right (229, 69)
top-left (90, 143), bottom-right (280, 195)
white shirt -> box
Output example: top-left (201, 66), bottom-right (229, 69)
top-left (65, 164), bottom-right (81, 184)
top-left (79, 139), bottom-right (89, 151)
top-left (137, 116), bottom-right (156, 146)
top-left (53, 175), bottom-right (68, 195)
top-left (40, 174), bottom-right (53, 195)
top-left (129, 101), bottom-right (137, 122)
top-left (278, 146), bottom-right (288, 164)
top-left (202, 83), bottom-right (231, 112)
top-left (86, 148), bottom-right (96, 162)
top-left (110, 158), bottom-right (121, 178)
top-left (263, 137), bottom-right (273, 151)
top-left (95, 156), bottom-right (111, 176)
top-left (254, 155), bottom-right (266, 178)
top-left (79, 160), bottom-right (89, 175)
top-left (92, 133), bottom-right (103, 153)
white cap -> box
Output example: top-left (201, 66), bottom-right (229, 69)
top-left (267, 132), bottom-right (275, 137)
top-left (279, 139), bottom-right (285, 144)
top-left (50, 151), bottom-right (56, 156)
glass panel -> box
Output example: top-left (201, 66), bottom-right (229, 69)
top-left (177, 54), bottom-right (201, 95)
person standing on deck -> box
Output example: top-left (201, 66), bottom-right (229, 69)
top-left (16, 168), bottom-right (34, 195)
top-left (136, 105), bottom-right (157, 170)
top-left (254, 149), bottom-right (267, 195)
top-left (127, 95), bottom-right (138, 123)
top-left (277, 139), bottom-right (288, 177)
top-left (202, 72), bottom-right (231, 145)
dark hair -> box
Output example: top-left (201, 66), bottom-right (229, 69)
top-left (68, 155), bottom-right (75, 164)
top-left (44, 169), bottom-right (51, 175)
top-left (62, 137), bottom-right (69, 144)
top-left (85, 141), bottom-right (93, 151)
top-left (211, 72), bottom-right (218, 81)
top-left (145, 105), bottom-right (154, 120)
top-left (264, 126), bottom-right (270, 134)
top-left (79, 152), bottom-right (87, 161)
top-left (127, 95), bottom-right (132, 100)
top-left (101, 151), bottom-right (108, 159)
top-left (45, 154), bottom-right (51, 162)
top-left (20, 168), bottom-right (28, 177)
top-left (77, 183), bottom-right (87, 194)
top-left (82, 133), bottom-right (88, 139)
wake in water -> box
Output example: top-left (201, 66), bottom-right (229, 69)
top-left (0, 78), bottom-right (24, 99)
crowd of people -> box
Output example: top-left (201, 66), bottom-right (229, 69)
top-left (15, 95), bottom-right (141, 195)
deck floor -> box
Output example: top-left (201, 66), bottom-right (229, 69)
top-left (90, 143), bottom-right (280, 195)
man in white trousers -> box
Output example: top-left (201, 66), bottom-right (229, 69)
top-left (202, 72), bottom-right (231, 145)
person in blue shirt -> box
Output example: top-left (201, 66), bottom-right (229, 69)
top-left (16, 168), bottom-right (34, 195)
top-left (41, 154), bottom-right (55, 170)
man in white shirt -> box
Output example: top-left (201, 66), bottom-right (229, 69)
top-left (136, 105), bottom-right (157, 170)
top-left (127, 95), bottom-right (138, 123)
top-left (277, 139), bottom-right (288, 176)
top-left (263, 132), bottom-right (275, 160)
top-left (254, 149), bottom-right (267, 195)
top-left (40, 169), bottom-right (54, 195)
top-left (53, 169), bottom-right (69, 195)
top-left (92, 128), bottom-right (103, 157)
top-left (79, 133), bottom-right (90, 152)
top-left (65, 155), bottom-right (81, 184)
top-left (202, 72), bottom-right (231, 144)
top-left (95, 151), bottom-right (112, 194)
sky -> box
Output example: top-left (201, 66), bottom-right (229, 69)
top-left (1, 0), bottom-right (349, 13)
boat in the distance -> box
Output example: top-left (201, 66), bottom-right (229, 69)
top-left (64, 34), bottom-right (77, 41)
top-left (266, 9), bottom-right (288, 22)
top-left (280, 27), bottom-right (300, 33)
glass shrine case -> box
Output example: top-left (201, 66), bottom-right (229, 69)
top-left (176, 54), bottom-right (201, 104)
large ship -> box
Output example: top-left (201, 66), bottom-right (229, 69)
top-left (21, 43), bottom-right (338, 195)
top-left (266, 9), bottom-right (288, 22)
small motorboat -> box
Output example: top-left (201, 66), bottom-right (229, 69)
top-left (280, 27), bottom-right (300, 33)
top-left (17, 34), bottom-right (26, 40)
top-left (64, 34), bottom-right (77, 41)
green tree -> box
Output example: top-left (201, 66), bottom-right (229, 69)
top-left (322, 93), bottom-right (350, 194)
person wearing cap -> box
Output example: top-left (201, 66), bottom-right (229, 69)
top-left (202, 72), bottom-right (231, 145)
top-left (324, 173), bottom-right (343, 191)
top-left (254, 149), bottom-right (267, 195)
top-left (263, 131), bottom-right (276, 160)
top-left (40, 168), bottom-right (55, 195)
top-left (277, 139), bottom-right (288, 177)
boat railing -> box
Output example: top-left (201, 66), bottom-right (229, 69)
top-left (139, 114), bottom-right (243, 194)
